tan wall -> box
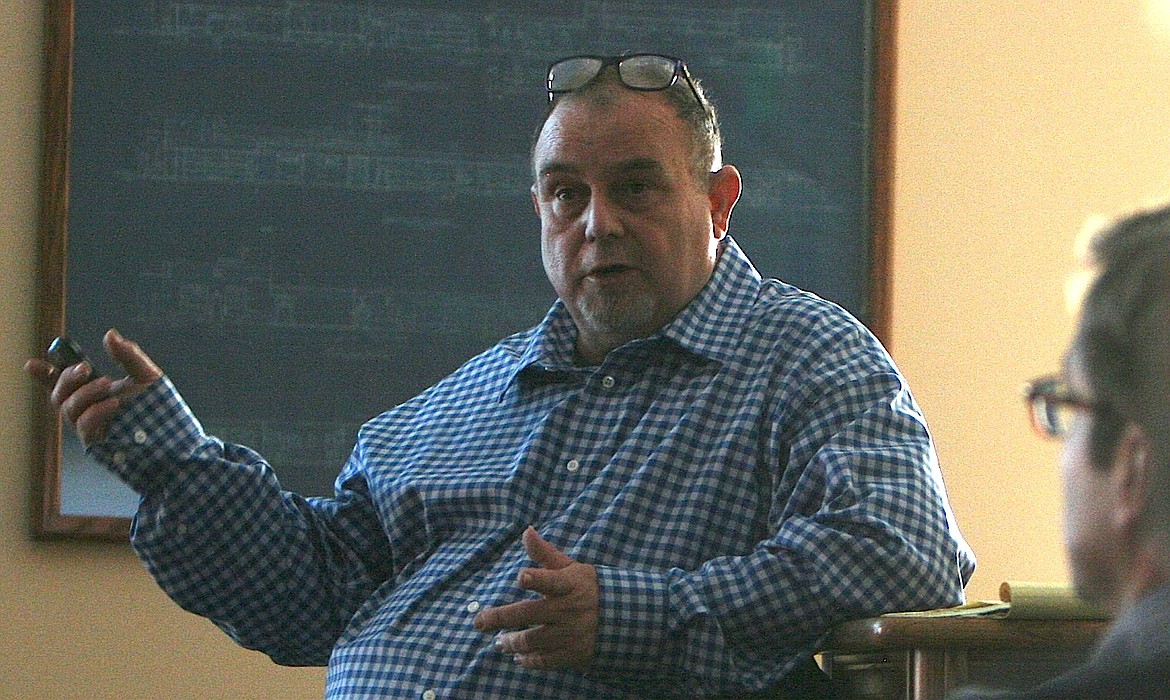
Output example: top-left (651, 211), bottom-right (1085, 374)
top-left (891, 1), bottom-right (1170, 601)
top-left (4, 1), bottom-right (1170, 697)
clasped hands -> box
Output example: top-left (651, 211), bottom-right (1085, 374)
top-left (474, 526), bottom-right (600, 672)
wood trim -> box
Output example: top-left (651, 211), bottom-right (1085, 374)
top-left (869, 0), bottom-right (898, 347)
top-left (824, 616), bottom-right (1109, 653)
top-left (33, 0), bottom-right (131, 540)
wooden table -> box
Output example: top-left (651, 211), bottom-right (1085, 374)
top-left (818, 616), bottom-right (1108, 700)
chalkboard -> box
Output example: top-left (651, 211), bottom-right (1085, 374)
top-left (34, 0), bottom-right (896, 538)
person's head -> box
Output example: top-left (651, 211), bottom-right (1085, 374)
top-left (533, 54), bottom-right (724, 182)
top-left (1030, 199), bottom-right (1170, 610)
top-left (529, 54), bottom-right (742, 364)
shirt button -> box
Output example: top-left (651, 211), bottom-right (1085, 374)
top-left (422, 690), bottom-right (436, 700)
top-left (566, 459), bottom-right (580, 473)
top-left (133, 429), bottom-right (148, 444)
top-left (466, 600), bottom-right (481, 614)
top-left (111, 452), bottom-right (127, 467)
top-left (601, 375), bottom-right (616, 389)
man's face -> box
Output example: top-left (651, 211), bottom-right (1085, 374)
top-left (530, 87), bottom-right (734, 364)
top-left (1060, 350), bottom-right (1120, 605)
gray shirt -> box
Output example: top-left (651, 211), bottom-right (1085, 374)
top-left (948, 582), bottom-right (1170, 699)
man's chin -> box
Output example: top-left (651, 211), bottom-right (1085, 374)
top-left (576, 295), bottom-right (660, 346)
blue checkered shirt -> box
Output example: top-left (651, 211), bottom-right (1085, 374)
top-left (93, 238), bottom-right (974, 698)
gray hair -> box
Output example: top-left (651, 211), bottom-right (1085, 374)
top-left (530, 66), bottom-right (723, 182)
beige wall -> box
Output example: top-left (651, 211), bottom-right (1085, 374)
top-left (892, 1), bottom-right (1170, 600)
top-left (4, 1), bottom-right (1170, 697)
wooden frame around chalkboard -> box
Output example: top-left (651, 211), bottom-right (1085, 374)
top-left (33, 0), bottom-right (899, 540)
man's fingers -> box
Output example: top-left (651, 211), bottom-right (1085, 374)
top-left (493, 624), bottom-right (570, 655)
top-left (519, 566), bottom-right (577, 597)
top-left (473, 597), bottom-right (548, 633)
top-left (474, 528), bottom-right (599, 673)
top-left (59, 374), bottom-right (113, 425)
top-left (26, 328), bottom-right (163, 449)
top-left (104, 328), bottom-right (163, 384)
top-left (24, 358), bottom-right (55, 387)
top-left (75, 395), bottom-right (124, 443)
top-left (52, 362), bottom-right (100, 411)
top-left (495, 628), bottom-right (591, 672)
top-left (522, 526), bottom-right (574, 570)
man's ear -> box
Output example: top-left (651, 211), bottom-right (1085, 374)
top-left (1110, 423), bottom-right (1154, 536)
top-left (708, 165), bottom-right (742, 240)
top-left (531, 184), bottom-right (540, 217)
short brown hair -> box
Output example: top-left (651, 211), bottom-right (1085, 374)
top-left (1072, 200), bottom-right (1170, 525)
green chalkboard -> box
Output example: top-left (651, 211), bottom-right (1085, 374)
top-left (34, 0), bottom-right (896, 538)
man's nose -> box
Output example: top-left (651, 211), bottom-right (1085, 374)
top-left (583, 194), bottom-right (622, 242)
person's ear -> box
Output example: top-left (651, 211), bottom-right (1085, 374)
top-left (531, 184), bottom-right (540, 217)
top-left (1109, 423), bottom-right (1154, 536)
top-left (707, 165), bottom-right (742, 240)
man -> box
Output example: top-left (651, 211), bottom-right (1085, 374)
top-left (29, 54), bottom-right (973, 698)
top-left (952, 201), bottom-right (1170, 699)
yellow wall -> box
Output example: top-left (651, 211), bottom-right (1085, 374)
top-left (892, 1), bottom-right (1170, 600)
top-left (3, 1), bottom-right (1170, 697)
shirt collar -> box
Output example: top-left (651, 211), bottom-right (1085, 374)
top-left (502, 301), bottom-right (578, 395)
top-left (656, 236), bottom-right (762, 365)
top-left (504, 236), bottom-right (762, 393)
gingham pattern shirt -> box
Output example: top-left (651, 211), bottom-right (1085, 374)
top-left (95, 238), bottom-right (975, 698)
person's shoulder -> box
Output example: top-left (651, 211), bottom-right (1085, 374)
top-left (751, 279), bottom-right (867, 331)
top-left (363, 327), bottom-right (535, 429)
top-left (1047, 656), bottom-right (1170, 700)
top-left (743, 279), bottom-right (882, 359)
top-left (423, 327), bottom-right (535, 393)
top-left (948, 655), bottom-right (1170, 700)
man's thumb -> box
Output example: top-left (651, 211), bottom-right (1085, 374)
top-left (104, 328), bottom-right (163, 384)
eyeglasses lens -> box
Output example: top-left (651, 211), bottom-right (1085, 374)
top-left (1026, 376), bottom-right (1087, 439)
top-left (548, 57), bottom-right (603, 93)
top-left (617, 55), bottom-right (678, 90)
top-left (1035, 395), bottom-right (1074, 438)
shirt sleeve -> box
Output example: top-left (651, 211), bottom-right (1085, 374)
top-left (585, 320), bottom-right (975, 695)
top-left (89, 376), bottom-right (394, 666)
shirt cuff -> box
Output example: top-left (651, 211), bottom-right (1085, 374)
top-left (590, 565), bottom-right (673, 676)
top-left (87, 376), bottom-right (210, 495)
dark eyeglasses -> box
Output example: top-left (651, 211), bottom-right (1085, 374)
top-left (546, 53), bottom-right (706, 113)
top-left (1023, 375), bottom-right (1106, 440)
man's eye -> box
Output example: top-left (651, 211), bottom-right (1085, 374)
top-left (554, 186), bottom-right (581, 201)
top-left (619, 178), bottom-right (665, 201)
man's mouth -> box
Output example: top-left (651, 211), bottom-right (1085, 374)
top-left (585, 264), bottom-right (634, 279)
